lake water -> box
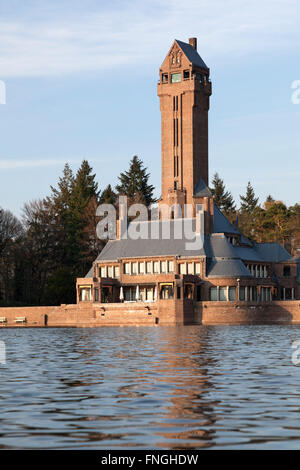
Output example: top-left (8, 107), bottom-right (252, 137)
top-left (1, 325), bottom-right (300, 449)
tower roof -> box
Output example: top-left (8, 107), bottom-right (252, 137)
top-left (175, 39), bottom-right (209, 69)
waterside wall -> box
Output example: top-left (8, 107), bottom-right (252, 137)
top-left (0, 300), bottom-right (299, 327)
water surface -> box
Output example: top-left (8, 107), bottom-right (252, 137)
top-left (1, 325), bottom-right (300, 449)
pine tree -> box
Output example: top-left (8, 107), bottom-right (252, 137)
top-left (48, 162), bottom-right (74, 212)
top-left (210, 172), bottom-right (235, 214)
top-left (264, 195), bottom-right (275, 210)
top-left (71, 160), bottom-right (99, 212)
top-left (240, 182), bottom-right (259, 213)
top-left (99, 184), bottom-right (117, 205)
top-left (116, 156), bottom-right (156, 207)
top-left (67, 160), bottom-right (100, 271)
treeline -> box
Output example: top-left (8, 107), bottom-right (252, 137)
top-left (0, 156), bottom-right (155, 307)
top-left (211, 173), bottom-right (300, 255)
top-left (0, 160), bottom-right (298, 307)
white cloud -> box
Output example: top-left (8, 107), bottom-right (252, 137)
top-left (0, 0), bottom-right (299, 77)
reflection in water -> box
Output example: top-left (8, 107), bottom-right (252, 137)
top-left (1, 325), bottom-right (300, 449)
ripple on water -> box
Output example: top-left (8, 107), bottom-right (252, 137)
top-left (0, 325), bottom-right (300, 449)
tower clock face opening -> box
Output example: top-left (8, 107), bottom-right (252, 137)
top-left (171, 73), bottom-right (181, 83)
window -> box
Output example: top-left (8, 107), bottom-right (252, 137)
top-left (79, 286), bottom-right (92, 302)
top-left (139, 262), bottom-right (145, 274)
top-left (139, 287), bottom-right (146, 302)
top-left (239, 287), bottom-right (245, 301)
top-left (210, 287), bottom-right (218, 301)
top-left (161, 261), bottom-right (167, 273)
top-left (146, 261), bottom-right (152, 274)
top-left (177, 286), bottom-right (181, 299)
top-left (124, 263), bottom-right (130, 275)
top-left (153, 261), bottom-right (159, 274)
top-left (195, 263), bottom-right (201, 275)
top-left (184, 283), bottom-right (194, 300)
top-left (160, 283), bottom-right (174, 299)
top-left (171, 73), bottom-right (181, 83)
top-left (179, 263), bottom-right (186, 275)
top-left (114, 266), bottom-right (120, 278)
top-left (100, 266), bottom-right (106, 278)
top-left (173, 118), bottom-right (178, 147)
top-left (187, 263), bottom-right (194, 275)
top-left (183, 70), bottom-right (189, 79)
top-left (125, 287), bottom-right (135, 302)
top-left (219, 287), bottom-right (227, 301)
top-left (174, 181), bottom-right (179, 190)
top-left (132, 263), bottom-right (137, 275)
top-left (107, 266), bottom-right (113, 278)
top-left (168, 261), bottom-right (174, 273)
top-left (253, 286), bottom-right (258, 301)
top-left (229, 286), bottom-right (236, 301)
top-left (146, 287), bottom-right (154, 301)
top-left (162, 73), bottom-right (168, 83)
top-left (283, 266), bottom-right (291, 277)
top-left (94, 288), bottom-right (99, 302)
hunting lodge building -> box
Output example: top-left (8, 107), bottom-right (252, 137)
top-left (76, 38), bottom-right (300, 325)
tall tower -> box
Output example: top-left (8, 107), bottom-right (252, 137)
top-left (157, 38), bottom-right (212, 221)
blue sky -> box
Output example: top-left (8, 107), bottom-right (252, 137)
top-left (0, 0), bottom-right (299, 216)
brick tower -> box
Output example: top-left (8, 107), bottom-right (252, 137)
top-left (157, 38), bottom-right (213, 226)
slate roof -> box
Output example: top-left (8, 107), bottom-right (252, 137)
top-left (86, 203), bottom-right (293, 278)
top-left (194, 178), bottom-right (212, 198)
top-left (206, 258), bottom-right (251, 278)
top-left (176, 40), bottom-right (209, 69)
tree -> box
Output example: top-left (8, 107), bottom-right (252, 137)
top-left (99, 184), bottom-right (117, 205)
top-left (263, 202), bottom-right (291, 244)
top-left (116, 156), bottom-right (156, 207)
top-left (0, 208), bottom-right (23, 304)
top-left (240, 182), bottom-right (259, 213)
top-left (210, 172), bottom-right (236, 214)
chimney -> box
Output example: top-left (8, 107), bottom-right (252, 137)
top-left (189, 37), bottom-right (197, 50)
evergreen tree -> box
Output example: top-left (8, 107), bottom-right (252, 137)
top-left (264, 195), bottom-right (275, 210)
top-left (71, 160), bottom-right (99, 212)
top-left (210, 172), bottom-right (236, 214)
top-left (116, 156), bottom-right (156, 207)
top-left (99, 184), bottom-right (117, 205)
top-left (240, 182), bottom-right (259, 213)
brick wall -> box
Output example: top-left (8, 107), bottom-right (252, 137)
top-left (201, 301), bottom-right (300, 325)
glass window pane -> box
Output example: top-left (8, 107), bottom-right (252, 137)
top-left (146, 262), bottom-right (152, 274)
top-left (210, 287), bottom-right (218, 301)
top-left (229, 286), bottom-right (236, 301)
top-left (179, 263), bottom-right (186, 275)
top-left (239, 287), bottom-right (245, 301)
top-left (219, 287), bottom-right (227, 301)
top-left (187, 263), bottom-right (194, 274)
top-left (107, 266), bottom-right (113, 278)
top-left (132, 263), bottom-right (137, 274)
top-left (171, 73), bottom-right (181, 83)
top-left (100, 267), bottom-right (106, 277)
top-left (139, 262), bottom-right (144, 274)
